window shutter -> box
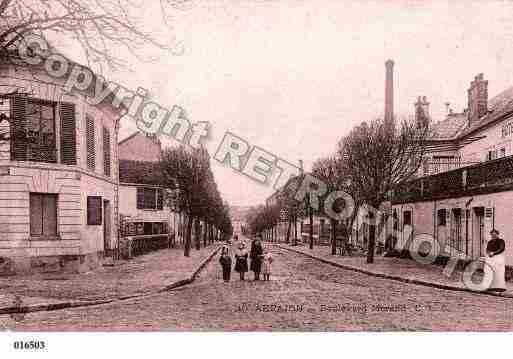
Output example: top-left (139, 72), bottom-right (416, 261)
top-left (30, 194), bottom-right (43, 236)
top-left (103, 126), bottom-right (111, 176)
top-left (157, 189), bottom-right (163, 210)
top-left (136, 187), bottom-right (144, 209)
top-left (87, 196), bottom-right (102, 225)
top-left (42, 194), bottom-right (57, 235)
top-left (144, 187), bottom-right (156, 209)
top-left (86, 116), bottom-right (95, 170)
top-left (60, 102), bottom-right (77, 165)
top-left (10, 96), bottom-right (27, 161)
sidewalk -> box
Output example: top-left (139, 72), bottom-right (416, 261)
top-left (0, 243), bottom-right (221, 313)
top-left (278, 243), bottom-right (513, 299)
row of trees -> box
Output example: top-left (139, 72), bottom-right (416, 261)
top-left (160, 145), bottom-right (233, 257)
top-left (246, 116), bottom-right (429, 264)
top-left (0, 1), bottom-right (231, 259)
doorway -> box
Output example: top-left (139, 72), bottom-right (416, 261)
top-left (472, 207), bottom-right (485, 258)
top-left (103, 199), bottom-right (111, 257)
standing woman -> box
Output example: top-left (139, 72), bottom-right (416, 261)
top-left (250, 236), bottom-right (264, 280)
top-left (235, 242), bottom-right (249, 280)
top-left (485, 229), bottom-right (506, 292)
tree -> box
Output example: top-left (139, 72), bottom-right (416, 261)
top-left (276, 176), bottom-right (305, 246)
top-left (337, 117), bottom-right (429, 263)
top-left (311, 156), bottom-right (351, 255)
top-left (160, 145), bottom-right (212, 257)
top-left (0, 0), bottom-right (190, 71)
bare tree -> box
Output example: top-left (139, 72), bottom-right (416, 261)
top-left (337, 117), bottom-right (429, 263)
top-left (160, 145), bottom-right (232, 256)
top-left (160, 146), bottom-right (209, 257)
top-left (311, 156), bottom-right (350, 255)
top-left (0, 0), bottom-right (191, 71)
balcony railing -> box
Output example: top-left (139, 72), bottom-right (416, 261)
top-left (393, 155), bottom-right (513, 204)
top-left (27, 143), bottom-right (57, 163)
top-left (423, 159), bottom-right (480, 176)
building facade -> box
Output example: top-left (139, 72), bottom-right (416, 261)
top-left (0, 60), bottom-right (122, 275)
top-left (392, 74), bottom-right (513, 266)
top-left (118, 158), bottom-right (177, 239)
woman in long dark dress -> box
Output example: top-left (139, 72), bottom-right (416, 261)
top-left (250, 237), bottom-right (264, 280)
top-left (234, 242), bottom-right (249, 280)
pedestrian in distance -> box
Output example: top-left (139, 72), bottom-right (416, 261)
top-left (250, 235), bottom-right (264, 281)
top-left (234, 242), bottom-right (249, 280)
top-left (485, 229), bottom-right (506, 292)
top-left (219, 245), bottom-right (232, 282)
top-left (261, 246), bottom-right (273, 281)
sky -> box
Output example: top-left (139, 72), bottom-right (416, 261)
top-left (63, 1), bottom-right (513, 206)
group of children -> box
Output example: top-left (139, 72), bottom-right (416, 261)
top-left (219, 235), bottom-right (273, 282)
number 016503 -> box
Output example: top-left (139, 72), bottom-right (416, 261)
top-left (13, 341), bottom-right (46, 350)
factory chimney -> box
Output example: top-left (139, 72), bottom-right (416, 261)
top-left (385, 59), bottom-right (394, 123)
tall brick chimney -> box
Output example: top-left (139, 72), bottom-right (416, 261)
top-left (385, 59), bottom-right (394, 123)
top-left (414, 96), bottom-right (430, 128)
top-left (467, 73), bottom-right (488, 127)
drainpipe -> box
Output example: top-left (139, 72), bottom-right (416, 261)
top-left (114, 118), bottom-right (121, 261)
top-left (433, 199), bottom-right (437, 251)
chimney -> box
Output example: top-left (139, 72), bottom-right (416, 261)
top-left (385, 59), bottom-right (394, 123)
top-left (414, 96), bottom-right (430, 128)
top-left (467, 73), bottom-right (488, 127)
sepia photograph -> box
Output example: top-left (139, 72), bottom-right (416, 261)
top-left (1, 0), bottom-right (513, 356)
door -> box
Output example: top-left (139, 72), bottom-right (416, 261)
top-left (450, 208), bottom-right (462, 256)
top-left (465, 209), bottom-right (470, 257)
top-left (472, 207), bottom-right (485, 258)
top-left (103, 200), bottom-right (111, 257)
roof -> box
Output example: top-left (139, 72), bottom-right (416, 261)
top-left (430, 113), bottom-right (468, 140)
top-left (118, 131), bottom-right (140, 145)
top-left (119, 159), bottom-right (163, 186)
top-left (458, 92), bottom-right (513, 139)
top-left (430, 86), bottom-right (513, 141)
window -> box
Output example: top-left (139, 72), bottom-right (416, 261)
top-left (500, 147), bottom-right (506, 158)
top-left (87, 196), bottom-right (102, 225)
top-left (136, 187), bottom-right (164, 210)
top-left (451, 208), bottom-right (463, 251)
top-left (103, 127), bottom-right (111, 176)
top-left (8, 97), bottom-right (76, 164)
top-left (26, 100), bottom-right (57, 162)
top-left (393, 210), bottom-right (398, 230)
top-left (0, 96), bottom-right (9, 121)
top-left (403, 210), bottom-right (412, 226)
top-left (437, 209), bottom-right (446, 226)
top-left (86, 116), bottom-right (95, 170)
top-left (30, 193), bottom-right (57, 237)
top-left (486, 149), bottom-right (498, 161)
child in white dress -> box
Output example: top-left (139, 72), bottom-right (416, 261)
top-left (262, 249), bottom-right (273, 281)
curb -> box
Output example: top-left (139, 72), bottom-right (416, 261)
top-left (0, 245), bottom-right (221, 316)
top-left (160, 245), bottom-right (221, 291)
top-left (278, 244), bottom-right (513, 300)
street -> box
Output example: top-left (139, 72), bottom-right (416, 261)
top-left (2, 242), bottom-right (513, 331)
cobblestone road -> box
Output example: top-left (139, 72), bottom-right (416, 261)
top-left (2, 245), bottom-right (513, 331)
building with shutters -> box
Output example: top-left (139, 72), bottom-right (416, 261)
top-left (391, 73), bottom-right (513, 266)
top-left (0, 57), bottom-right (123, 275)
top-left (117, 132), bottom-right (179, 248)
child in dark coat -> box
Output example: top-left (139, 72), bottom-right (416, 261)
top-left (219, 246), bottom-right (232, 282)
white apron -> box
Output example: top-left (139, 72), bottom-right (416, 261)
top-left (485, 252), bottom-right (506, 290)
